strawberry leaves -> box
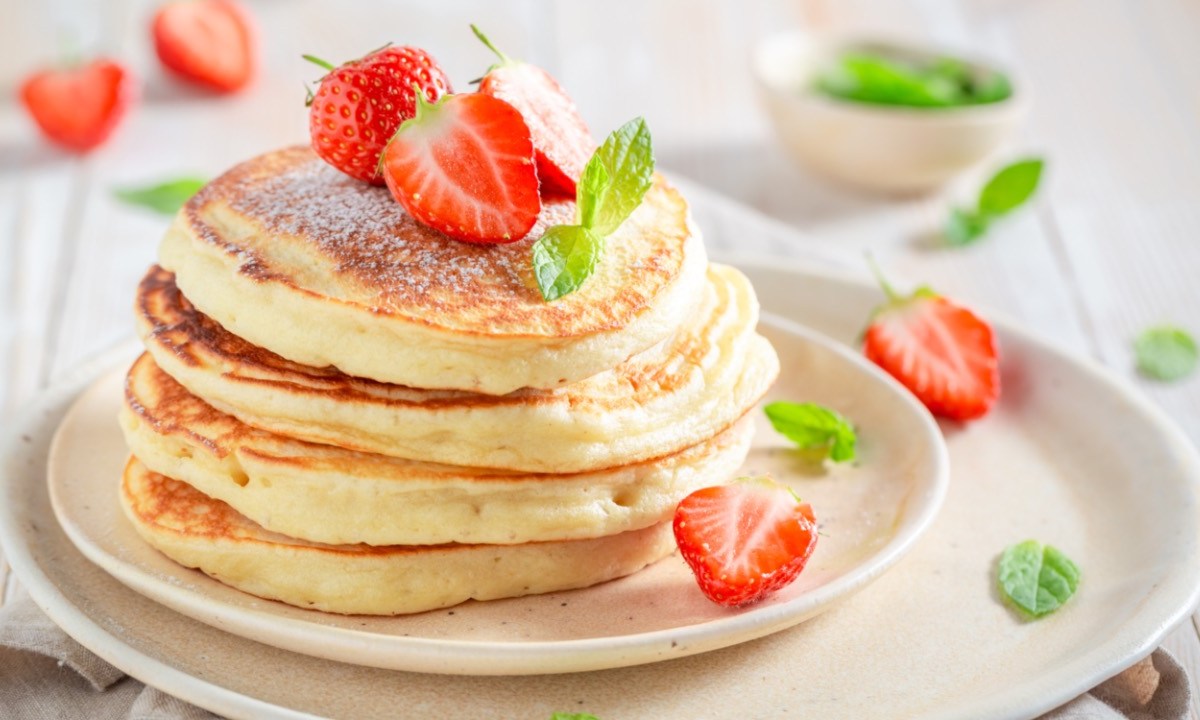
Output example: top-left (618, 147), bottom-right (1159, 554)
top-left (532, 117), bottom-right (654, 301)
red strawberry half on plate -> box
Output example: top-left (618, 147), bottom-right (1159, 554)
top-left (674, 477), bottom-right (819, 607)
top-left (863, 274), bottom-right (1000, 421)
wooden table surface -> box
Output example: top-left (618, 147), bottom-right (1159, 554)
top-left (2, 0), bottom-right (1198, 714)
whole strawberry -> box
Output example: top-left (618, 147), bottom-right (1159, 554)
top-left (306, 46), bottom-right (452, 184)
top-left (674, 477), bottom-right (819, 607)
top-left (20, 59), bottom-right (137, 152)
top-left (863, 269), bottom-right (1000, 421)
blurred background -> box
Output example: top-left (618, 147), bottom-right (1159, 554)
top-left (0, 0), bottom-right (1196, 435)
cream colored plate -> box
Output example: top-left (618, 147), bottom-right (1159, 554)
top-left (1, 258), bottom-right (1197, 719)
top-left (45, 310), bottom-right (947, 675)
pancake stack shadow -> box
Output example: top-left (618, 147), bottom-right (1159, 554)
top-left (117, 147), bottom-right (779, 616)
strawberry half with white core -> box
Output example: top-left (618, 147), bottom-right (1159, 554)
top-left (471, 25), bottom-right (595, 197)
top-left (862, 266), bottom-right (1000, 421)
top-left (306, 46), bottom-right (452, 185)
top-left (673, 477), bottom-right (819, 607)
top-left (381, 89), bottom-right (541, 244)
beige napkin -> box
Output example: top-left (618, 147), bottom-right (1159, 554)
top-left (0, 582), bottom-right (1191, 719)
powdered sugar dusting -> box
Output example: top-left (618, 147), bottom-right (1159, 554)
top-left (222, 149), bottom-right (573, 308)
top-left (191, 147), bottom-right (686, 330)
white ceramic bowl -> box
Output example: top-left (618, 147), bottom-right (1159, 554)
top-left (754, 32), bottom-right (1028, 194)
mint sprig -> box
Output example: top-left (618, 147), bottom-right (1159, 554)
top-left (1135, 326), bottom-right (1198, 381)
top-left (114, 177), bottom-right (207, 216)
top-left (997, 540), bottom-right (1080, 619)
top-left (587, 119), bottom-right (654, 235)
top-left (532, 117), bottom-right (654, 302)
top-left (549, 714), bottom-right (600, 720)
top-left (532, 226), bottom-right (604, 302)
top-left (946, 158), bottom-right (1044, 246)
top-left (764, 401), bottom-right (857, 463)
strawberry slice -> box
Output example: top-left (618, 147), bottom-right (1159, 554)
top-left (20, 59), bottom-right (136, 152)
top-left (152, 0), bottom-right (256, 93)
top-left (306, 45), bottom-right (452, 185)
top-left (863, 271), bottom-right (1000, 421)
top-left (471, 25), bottom-right (595, 197)
top-left (381, 91), bottom-right (541, 244)
top-left (673, 477), bottom-right (819, 607)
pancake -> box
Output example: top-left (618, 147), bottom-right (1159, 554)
top-left (138, 262), bottom-right (778, 473)
top-left (121, 353), bottom-right (754, 546)
top-left (158, 146), bottom-right (708, 395)
top-left (120, 458), bottom-right (676, 615)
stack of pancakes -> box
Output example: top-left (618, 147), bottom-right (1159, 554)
top-left (119, 147), bottom-right (779, 615)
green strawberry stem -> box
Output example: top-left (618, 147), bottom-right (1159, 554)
top-left (57, 28), bottom-right (84, 68)
top-left (866, 253), bottom-right (902, 303)
top-left (375, 84), bottom-right (443, 178)
top-left (301, 54), bottom-right (336, 72)
top-left (410, 82), bottom-right (437, 120)
top-left (470, 24), bottom-right (514, 66)
top-left (735, 475), bottom-right (804, 503)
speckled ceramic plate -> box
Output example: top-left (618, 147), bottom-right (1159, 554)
top-left (2, 258), bottom-right (1198, 720)
top-left (43, 308), bottom-right (947, 676)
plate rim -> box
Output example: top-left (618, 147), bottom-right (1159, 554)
top-left (733, 254), bottom-right (1200, 720)
top-left (43, 310), bottom-right (951, 675)
top-left (1, 256), bottom-right (1198, 719)
top-left (0, 340), bottom-right (321, 720)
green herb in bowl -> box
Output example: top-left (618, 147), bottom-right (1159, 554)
top-left (816, 50), bottom-right (1012, 108)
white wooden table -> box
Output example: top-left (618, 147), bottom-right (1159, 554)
top-left (2, 0), bottom-right (1198, 714)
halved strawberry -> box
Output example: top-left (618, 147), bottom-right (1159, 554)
top-left (863, 273), bottom-right (1000, 421)
top-left (152, 0), bottom-right (256, 93)
top-left (673, 477), bottom-right (819, 607)
top-left (307, 46), bottom-right (452, 185)
top-left (381, 91), bottom-right (541, 244)
top-left (20, 59), bottom-right (137, 153)
top-left (471, 25), bottom-right (595, 197)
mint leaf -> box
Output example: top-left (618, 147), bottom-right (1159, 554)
top-left (530, 118), bottom-right (655, 302)
top-left (997, 540), bottom-right (1080, 618)
top-left (114, 178), bottom-right (207, 216)
top-left (944, 158), bottom-right (1043, 246)
top-left (549, 714), bottom-right (600, 720)
top-left (818, 54), bottom-right (958, 108)
top-left (1135, 326), bottom-right (1198, 381)
top-left (589, 117), bottom-right (654, 236)
top-left (945, 207), bottom-right (989, 247)
top-left (763, 401), bottom-right (857, 463)
top-left (577, 155), bottom-right (610, 229)
top-left (978, 158), bottom-right (1044, 216)
top-left (532, 225), bottom-right (603, 301)
top-left (815, 51), bottom-right (1013, 108)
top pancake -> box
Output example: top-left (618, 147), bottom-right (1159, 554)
top-left (159, 146), bottom-right (707, 394)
